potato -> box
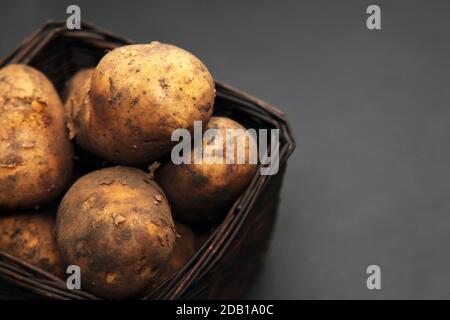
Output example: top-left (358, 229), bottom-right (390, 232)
top-left (56, 166), bottom-right (175, 299)
top-left (69, 42), bottom-right (215, 166)
top-left (0, 64), bottom-right (73, 211)
top-left (64, 68), bottom-right (94, 143)
top-left (157, 117), bottom-right (258, 226)
top-left (0, 210), bottom-right (65, 278)
top-left (159, 222), bottom-right (197, 283)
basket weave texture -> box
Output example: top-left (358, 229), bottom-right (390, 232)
top-left (0, 20), bottom-right (295, 300)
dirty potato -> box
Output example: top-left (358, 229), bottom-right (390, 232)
top-left (84, 42), bottom-right (215, 165)
top-left (56, 166), bottom-right (175, 299)
top-left (157, 117), bottom-right (258, 226)
top-left (0, 64), bottom-right (73, 211)
top-left (159, 222), bottom-right (197, 283)
top-left (64, 68), bottom-right (94, 143)
top-left (0, 210), bottom-right (65, 278)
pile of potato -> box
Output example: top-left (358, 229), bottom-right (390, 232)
top-left (0, 42), bottom-right (257, 299)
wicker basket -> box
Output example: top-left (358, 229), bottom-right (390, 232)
top-left (0, 20), bottom-right (295, 300)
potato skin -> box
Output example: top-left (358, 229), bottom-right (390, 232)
top-left (64, 68), bottom-right (94, 143)
top-left (0, 64), bottom-right (73, 211)
top-left (87, 42), bottom-right (215, 165)
top-left (63, 68), bottom-right (107, 161)
top-left (56, 166), bottom-right (175, 299)
top-left (159, 222), bottom-right (196, 283)
top-left (157, 117), bottom-right (258, 226)
top-left (0, 211), bottom-right (65, 278)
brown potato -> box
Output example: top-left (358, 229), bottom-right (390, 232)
top-left (0, 210), bottom-right (65, 278)
top-left (56, 166), bottom-right (175, 299)
top-left (0, 64), bottom-right (73, 211)
top-left (157, 117), bottom-right (258, 226)
top-left (64, 68), bottom-right (94, 143)
top-left (71, 42), bottom-right (215, 165)
top-left (159, 222), bottom-right (197, 283)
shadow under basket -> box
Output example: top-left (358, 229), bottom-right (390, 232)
top-left (0, 21), bottom-right (295, 300)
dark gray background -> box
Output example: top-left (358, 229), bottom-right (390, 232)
top-left (1, 0), bottom-right (449, 299)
